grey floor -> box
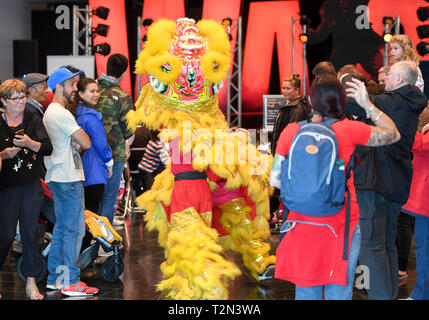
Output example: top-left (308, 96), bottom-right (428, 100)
top-left (0, 210), bottom-right (417, 300)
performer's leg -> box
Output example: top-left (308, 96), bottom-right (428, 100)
top-left (218, 198), bottom-right (276, 280)
top-left (157, 207), bottom-right (241, 300)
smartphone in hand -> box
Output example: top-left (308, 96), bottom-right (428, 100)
top-left (15, 129), bottom-right (25, 136)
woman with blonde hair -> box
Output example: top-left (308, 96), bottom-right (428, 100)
top-left (270, 73), bottom-right (310, 230)
top-left (271, 73), bottom-right (310, 154)
top-left (389, 34), bottom-right (424, 92)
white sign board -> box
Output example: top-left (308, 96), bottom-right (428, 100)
top-left (47, 55), bottom-right (95, 79)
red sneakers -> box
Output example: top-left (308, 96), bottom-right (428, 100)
top-left (61, 281), bottom-right (99, 296)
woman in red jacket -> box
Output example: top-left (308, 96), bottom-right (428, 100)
top-left (402, 109), bottom-right (429, 300)
top-left (270, 75), bottom-right (400, 300)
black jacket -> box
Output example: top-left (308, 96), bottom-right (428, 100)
top-left (0, 110), bottom-right (53, 189)
top-left (271, 96), bottom-right (310, 154)
top-left (347, 84), bottom-right (428, 204)
top-left (25, 99), bottom-right (44, 120)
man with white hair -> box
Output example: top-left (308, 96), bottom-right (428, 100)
top-left (347, 60), bottom-right (428, 300)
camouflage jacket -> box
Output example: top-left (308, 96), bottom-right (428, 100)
top-left (96, 75), bottom-right (135, 162)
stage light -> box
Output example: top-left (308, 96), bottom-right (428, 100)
top-left (299, 15), bottom-right (311, 27)
top-left (142, 18), bottom-right (153, 27)
top-left (93, 43), bottom-right (111, 56)
top-left (418, 7), bottom-right (429, 22)
top-left (417, 41), bottom-right (429, 56)
top-left (383, 16), bottom-right (394, 25)
top-left (222, 18), bottom-right (232, 27)
top-left (383, 33), bottom-right (392, 42)
top-left (417, 25), bottom-right (429, 39)
top-left (92, 7), bottom-right (110, 20)
top-left (299, 33), bottom-right (308, 43)
top-left (93, 24), bottom-right (109, 37)
top-left (299, 15), bottom-right (310, 44)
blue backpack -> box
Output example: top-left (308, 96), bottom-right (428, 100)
top-left (280, 118), bottom-right (353, 260)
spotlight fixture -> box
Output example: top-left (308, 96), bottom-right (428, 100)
top-left (299, 15), bottom-right (311, 27)
top-left (417, 25), bottom-right (429, 39)
top-left (142, 18), bottom-right (153, 27)
top-left (93, 24), bottom-right (109, 37)
top-left (93, 43), bottom-right (111, 56)
top-left (383, 32), bottom-right (392, 42)
top-left (92, 6), bottom-right (110, 20)
top-left (299, 15), bottom-right (310, 42)
top-left (417, 41), bottom-right (429, 56)
top-left (417, 7), bottom-right (429, 22)
top-left (299, 33), bottom-right (308, 43)
top-left (222, 17), bottom-right (232, 27)
top-left (383, 16), bottom-right (394, 25)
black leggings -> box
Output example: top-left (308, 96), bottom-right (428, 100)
top-left (81, 184), bottom-right (105, 252)
top-left (84, 184), bottom-right (105, 213)
top-left (396, 211), bottom-right (414, 271)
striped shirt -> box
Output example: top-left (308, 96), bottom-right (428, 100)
top-left (138, 140), bottom-right (168, 173)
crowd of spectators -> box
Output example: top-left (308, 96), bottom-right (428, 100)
top-left (0, 32), bottom-right (428, 301)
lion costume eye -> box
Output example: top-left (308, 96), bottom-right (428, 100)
top-left (135, 19), bottom-right (182, 84)
top-left (197, 20), bottom-right (231, 84)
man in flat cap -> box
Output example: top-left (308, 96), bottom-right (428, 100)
top-left (22, 73), bottom-right (49, 121)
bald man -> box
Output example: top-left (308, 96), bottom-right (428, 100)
top-left (347, 61), bottom-right (428, 300)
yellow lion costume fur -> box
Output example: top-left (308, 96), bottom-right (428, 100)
top-left (126, 17), bottom-right (275, 300)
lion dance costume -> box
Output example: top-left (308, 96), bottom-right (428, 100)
top-left (127, 18), bottom-right (276, 300)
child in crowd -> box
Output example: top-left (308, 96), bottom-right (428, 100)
top-left (389, 34), bottom-right (424, 92)
top-left (137, 130), bottom-right (169, 192)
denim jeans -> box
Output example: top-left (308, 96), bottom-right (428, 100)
top-left (47, 181), bottom-right (85, 286)
top-left (357, 189), bottom-right (401, 300)
top-left (295, 224), bottom-right (361, 300)
top-left (410, 215), bottom-right (429, 300)
top-left (99, 161), bottom-right (124, 223)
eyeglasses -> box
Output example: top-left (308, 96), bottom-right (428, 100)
top-left (7, 95), bottom-right (27, 103)
top-left (32, 83), bottom-right (47, 90)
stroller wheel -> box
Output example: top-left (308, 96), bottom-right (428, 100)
top-left (101, 255), bottom-right (124, 283)
top-left (17, 254), bottom-right (47, 283)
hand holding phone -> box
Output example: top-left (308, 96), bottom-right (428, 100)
top-left (13, 133), bottom-right (29, 148)
top-left (15, 129), bottom-right (24, 136)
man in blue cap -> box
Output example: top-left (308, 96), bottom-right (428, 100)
top-left (42, 67), bottom-right (98, 297)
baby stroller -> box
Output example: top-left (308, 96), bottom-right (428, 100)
top-left (17, 182), bottom-right (125, 283)
top-left (80, 210), bottom-right (125, 283)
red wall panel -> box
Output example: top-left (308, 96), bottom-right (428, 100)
top-left (242, 1), bottom-right (306, 112)
top-left (88, 0), bottom-right (131, 95)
